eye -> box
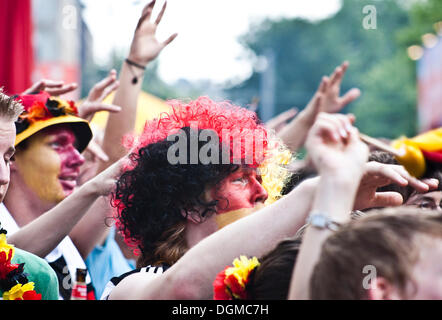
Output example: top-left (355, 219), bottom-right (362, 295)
top-left (50, 141), bottom-right (62, 149)
top-left (4, 153), bottom-right (14, 164)
top-left (232, 177), bottom-right (248, 185)
top-left (418, 201), bottom-right (435, 210)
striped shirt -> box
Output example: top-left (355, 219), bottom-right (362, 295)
top-left (101, 265), bottom-right (169, 300)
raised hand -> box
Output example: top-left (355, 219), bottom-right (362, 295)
top-left (22, 79), bottom-right (78, 96)
top-left (88, 155), bottom-right (127, 197)
top-left (78, 70), bottom-right (121, 122)
top-left (320, 61), bottom-right (361, 113)
top-left (305, 112), bottom-right (368, 177)
top-left (354, 162), bottom-right (438, 210)
top-left (265, 107), bottom-right (298, 133)
top-left (300, 77), bottom-right (329, 126)
top-left (128, 0), bottom-right (178, 66)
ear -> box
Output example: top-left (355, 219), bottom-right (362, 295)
top-left (186, 212), bottom-right (202, 224)
top-left (367, 277), bottom-right (402, 300)
top-left (180, 209), bottom-right (203, 224)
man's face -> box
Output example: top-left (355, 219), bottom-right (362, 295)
top-left (406, 191), bottom-right (442, 212)
top-left (209, 167), bottom-right (268, 228)
top-left (14, 125), bottom-right (85, 204)
top-left (0, 117), bottom-right (16, 203)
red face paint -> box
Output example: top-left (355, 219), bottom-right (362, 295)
top-left (48, 127), bottom-right (85, 196)
top-left (211, 167), bottom-right (268, 214)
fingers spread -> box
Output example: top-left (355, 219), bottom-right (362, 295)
top-left (91, 71), bottom-right (118, 96)
top-left (163, 32), bottom-right (178, 46)
top-left (99, 81), bottom-right (120, 102)
top-left (155, 1), bottom-right (167, 25)
top-left (137, 0), bottom-right (157, 29)
top-left (318, 76), bottom-right (329, 94)
top-left (340, 88), bottom-right (361, 106)
top-left (330, 61), bottom-right (349, 87)
top-left (46, 83), bottom-right (78, 96)
top-left (40, 79), bottom-right (65, 88)
top-left (329, 65), bottom-right (344, 87)
top-left (88, 103), bottom-right (122, 113)
top-left (86, 140), bottom-right (109, 162)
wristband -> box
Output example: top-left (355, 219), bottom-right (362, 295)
top-left (125, 58), bottom-right (146, 84)
top-left (306, 212), bottom-right (341, 232)
top-left (125, 58), bottom-right (146, 70)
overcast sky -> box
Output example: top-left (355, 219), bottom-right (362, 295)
top-left (82, 0), bottom-right (342, 84)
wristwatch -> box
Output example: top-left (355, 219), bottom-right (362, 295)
top-left (306, 213), bottom-right (341, 232)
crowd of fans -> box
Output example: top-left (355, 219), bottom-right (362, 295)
top-left (0, 1), bottom-right (441, 301)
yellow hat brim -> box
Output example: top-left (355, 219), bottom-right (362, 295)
top-left (15, 115), bottom-right (93, 153)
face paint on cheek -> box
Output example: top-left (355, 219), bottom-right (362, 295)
top-left (211, 183), bottom-right (252, 215)
top-left (58, 147), bottom-right (82, 195)
top-left (15, 136), bottom-right (65, 204)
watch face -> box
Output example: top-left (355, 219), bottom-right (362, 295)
top-left (311, 214), bottom-right (327, 228)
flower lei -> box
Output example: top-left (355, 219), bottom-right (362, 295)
top-left (213, 256), bottom-right (260, 300)
top-left (15, 91), bottom-right (79, 134)
top-left (0, 224), bottom-right (42, 300)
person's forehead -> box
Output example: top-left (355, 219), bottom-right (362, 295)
top-left (230, 166), bottom-right (258, 176)
top-left (410, 191), bottom-right (442, 203)
top-left (0, 117), bottom-right (16, 150)
top-left (34, 124), bottom-right (76, 141)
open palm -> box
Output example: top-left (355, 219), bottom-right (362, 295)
top-left (128, 1), bottom-right (178, 66)
top-left (320, 61), bottom-right (361, 113)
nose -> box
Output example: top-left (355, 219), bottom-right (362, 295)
top-left (251, 177), bottom-right (268, 204)
top-left (0, 159), bottom-right (10, 186)
top-left (66, 146), bottom-right (86, 168)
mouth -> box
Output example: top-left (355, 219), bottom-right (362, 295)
top-left (58, 175), bottom-right (78, 192)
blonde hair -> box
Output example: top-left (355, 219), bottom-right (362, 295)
top-left (0, 88), bottom-right (23, 121)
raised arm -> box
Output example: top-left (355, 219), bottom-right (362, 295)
top-left (278, 61), bottom-right (361, 152)
top-left (288, 112), bottom-right (368, 300)
top-left (98, 0), bottom-right (177, 173)
top-left (109, 175), bottom-right (319, 300)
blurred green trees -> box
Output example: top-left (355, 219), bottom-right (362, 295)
top-left (226, 0), bottom-right (442, 139)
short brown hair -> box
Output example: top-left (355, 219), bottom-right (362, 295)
top-left (310, 207), bottom-right (442, 299)
top-left (0, 88), bottom-right (23, 122)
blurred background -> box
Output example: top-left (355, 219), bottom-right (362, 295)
top-left (0, 0), bottom-right (441, 139)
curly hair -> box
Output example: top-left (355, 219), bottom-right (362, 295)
top-left (114, 127), bottom-right (240, 266)
top-left (113, 97), bottom-right (289, 267)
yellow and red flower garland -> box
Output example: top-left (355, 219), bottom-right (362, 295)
top-left (213, 255), bottom-right (260, 300)
top-left (0, 224), bottom-right (42, 300)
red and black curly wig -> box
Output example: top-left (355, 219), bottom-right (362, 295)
top-left (113, 97), bottom-right (271, 267)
